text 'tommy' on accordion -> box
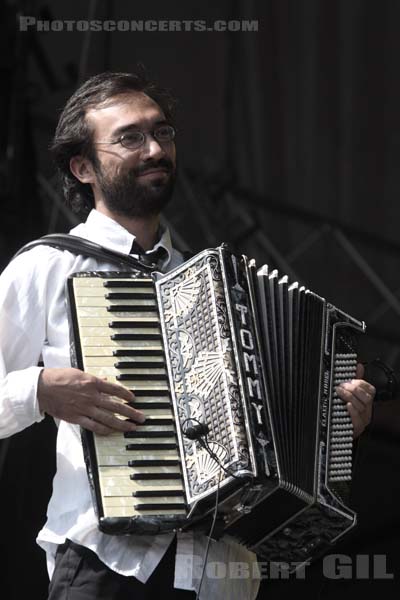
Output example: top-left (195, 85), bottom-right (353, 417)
top-left (67, 245), bottom-right (365, 565)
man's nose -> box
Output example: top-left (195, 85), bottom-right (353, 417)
top-left (141, 136), bottom-right (165, 160)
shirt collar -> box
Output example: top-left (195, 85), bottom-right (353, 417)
top-left (70, 209), bottom-right (173, 268)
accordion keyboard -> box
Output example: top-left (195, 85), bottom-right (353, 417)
top-left (71, 276), bottom-right (186, 518)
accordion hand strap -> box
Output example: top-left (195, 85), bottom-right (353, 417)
top-left (12, 233), bottom-right (155, 272)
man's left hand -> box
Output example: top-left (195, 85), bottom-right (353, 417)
top-left (336, 363), bottom-right (375, 438)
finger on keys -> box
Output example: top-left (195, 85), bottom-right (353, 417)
top-left (96, 378), bottom-right (135, 402)
top-left (336, 382), bottom-right (365, 412)
top-left (78, 415), bottom-right (115, 436)
top-left (337, 379), bottom-right (375, 408)
top-left (356, 363), bottom-right (365, 379)
top-left (98, 377), bottom-right (143, 425)
top-left (89, 405), bottom-right (143, 432)
top-left (98, 392), bottom-right (145, 425)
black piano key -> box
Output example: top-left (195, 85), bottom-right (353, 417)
top-left (104, 280), bottom-right (154, 288)
top-left (130, 473), bottom-right (182, 480)
top-left (126, 443), bottom-right (177, 450)
top-left (140, 418), bottom-right (174, 425)
top-left (134, 503), bottom-right (186, 511)
top-left (128, 389), bottom-right (170, 396)
top-left (124, 431), bottom-right (176, 439)
top-left (114, 361), bottom-right (165, 369)
top-left (113, 349), bottom-right (164, 357)
top-left (109, 321), bottom-right (158, 329)
top-left (117, 373), bottom-right (167, 381)
top-left (125, 418), bottom-right (174, 426)
top-left (105, 292), bottom-right (155, 300)
top-left (128, 459), bottom-right (179, 467)
top-left (133, 489), bottom-right (183, 497)
top-left (111, 333), bottom-right (162, 340)
top-left (107, 304), bottom-right (158, 312)
top-left (130, 402), bottom-right (171, 410)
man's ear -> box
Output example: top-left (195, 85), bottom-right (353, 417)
top-left (70, 156), bottom-right (96, 184)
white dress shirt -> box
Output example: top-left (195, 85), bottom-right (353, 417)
top-left (0, 209), bottom-right (260, 599)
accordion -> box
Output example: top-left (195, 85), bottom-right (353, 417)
top-left (67, 245), bottom-right (365, 565)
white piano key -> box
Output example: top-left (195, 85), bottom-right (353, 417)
top-left (79, 337), bottom-right (163, 347)
top-left (76, 304), bottom-right (157, 318)
top-left (103, 506), bottom-right (186, 517)
top-left (101, 486), bottom-right (184, 496)
top-left (83, 366), bottom-right (167, 377)
top-left (96, 445), bottom-right (179, 458)
top-left (77, 317), bottom-right (160, 327)
top-left (134, 425), bottom-right (175, 433)
top-left (74, 285), bottom-right (154, 296)
top-left (82, 347), bottom-right (163, 357)
top-left (118, 436), bottom-right (177, 445)
top-left (129, 385), bottom-right (170, 392)
top-left (97, 454), bottom-right (180, 466)
top-left (78, 327), bottom-right (161, 337)
top-left (83, 356), bottom-right (165, 367)
top-left (102, 496), bottom-right (184, 508)
top-left (74, 278), bottom-right (151, 288)
top-left (100, 465), bottom-right (181, 477)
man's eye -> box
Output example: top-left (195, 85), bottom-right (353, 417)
top-left (121, 132), bottom-right (143, 146)
top-left (155, 126), bottom-right (175, 141)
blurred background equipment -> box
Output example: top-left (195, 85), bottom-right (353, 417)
top-left (1, 0), bottom-right (400, 598)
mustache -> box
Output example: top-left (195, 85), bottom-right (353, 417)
top-left (133, 158), bottom-right (174, 176)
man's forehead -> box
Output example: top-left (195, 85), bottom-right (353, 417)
top-left (86, 92), bottom-right (165, 136)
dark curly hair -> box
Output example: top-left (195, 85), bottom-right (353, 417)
top-left (50, 69), bottom-right (177, 216)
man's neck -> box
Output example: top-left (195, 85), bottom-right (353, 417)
top-left (94, 205), bottom-right (160, 251)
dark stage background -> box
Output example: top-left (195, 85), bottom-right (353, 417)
top-left (1, 1), bottom-right (400, 598)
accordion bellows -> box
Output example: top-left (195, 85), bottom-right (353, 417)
top-left (67, 245), bottom-right (365, 566)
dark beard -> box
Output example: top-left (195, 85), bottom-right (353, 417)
top-left (95, 158), bottom-right (176, 218)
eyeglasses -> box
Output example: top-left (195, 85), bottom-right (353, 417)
top-left (95, 124), bottom-right (176, 151)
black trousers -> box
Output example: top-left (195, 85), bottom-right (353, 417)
top-left (48, 538), bottom-right (196, 600)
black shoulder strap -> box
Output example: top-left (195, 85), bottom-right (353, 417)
top-left (12, 234), bottom-right (155, 272)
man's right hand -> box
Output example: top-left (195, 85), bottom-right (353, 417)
top-left (37, 367), bottom-right (145, 435)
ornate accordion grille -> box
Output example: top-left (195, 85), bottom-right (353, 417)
top-left (157, 256), bottom-right (254, 504)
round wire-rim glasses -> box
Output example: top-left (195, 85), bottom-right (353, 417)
top-left (95, 124), bottom-right (176, 151)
